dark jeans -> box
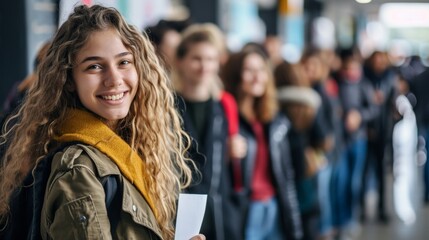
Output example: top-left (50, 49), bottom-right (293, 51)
top-left (245, 197), bottom-right (284, 240)
top-left (332, 138), bottom-right (367, 228)
top-left (318, 164), bottom-right (333, 235)
top-left (363, 139), bottom-right (388, 217)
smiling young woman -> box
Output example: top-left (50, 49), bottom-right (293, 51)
top-left (0, 5), bottom-right (204, 240)
top-left (72, 28), bottom-right (139, 129)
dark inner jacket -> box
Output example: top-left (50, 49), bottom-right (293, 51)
top-left (175, 96), bottom-right (233, 240)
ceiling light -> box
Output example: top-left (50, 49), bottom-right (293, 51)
top-left (356, 0), bottom-right (372, 3)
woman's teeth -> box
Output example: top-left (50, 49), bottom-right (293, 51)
top-left (101, 92), bottom-right (124, 101)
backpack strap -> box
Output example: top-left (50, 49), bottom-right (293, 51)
top-left (101, 175), bottom-right (122, 233)
top-left (29, 141), bottom-right (81, 240)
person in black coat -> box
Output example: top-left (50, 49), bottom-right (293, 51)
top-left (333, 51), bottom-right (378, 238)
top-left (173, 24), bottom-right (243, 240)
top-left (301, 49), bottom-right (338, 239)
top-left (363, 51), bottom-right (397, 222)
top-left (409, 69), bottom-right (429, 203)
top-left (222, 47), bottom-right (303, 240)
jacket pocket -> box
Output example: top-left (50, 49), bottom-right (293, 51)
top-left (64, 195), bottom-right (104, 240)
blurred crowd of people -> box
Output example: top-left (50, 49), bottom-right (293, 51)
top-left (2, 17), bottom-right (428, 240)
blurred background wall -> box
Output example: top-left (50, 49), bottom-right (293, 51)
top-left (1, 0), bottom-right (428, 110)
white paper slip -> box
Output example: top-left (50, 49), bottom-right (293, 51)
top-left (174, 193), bottom-right (207, 240)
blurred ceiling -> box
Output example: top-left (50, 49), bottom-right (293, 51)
top-left (323, 0), bottom-right (429, 9)
top-left (323, 0), bottom-right (429, 18)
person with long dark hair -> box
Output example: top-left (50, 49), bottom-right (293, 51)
top-left (222, 47), bottom-right (302, 240)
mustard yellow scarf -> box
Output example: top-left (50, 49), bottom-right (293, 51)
top-left (55, 109), bottom-right (157, 217)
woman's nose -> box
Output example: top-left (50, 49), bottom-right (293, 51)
top-left (104, 67), bottom-right (123, 87)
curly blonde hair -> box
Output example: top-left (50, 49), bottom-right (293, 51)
top-left (0, 5), bottom-right (193, 239)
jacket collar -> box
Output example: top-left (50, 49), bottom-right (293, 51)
top-left (54, 108), bottom-right (157, 218)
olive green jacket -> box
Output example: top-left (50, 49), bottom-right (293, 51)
top-left (40, 144), bottom-right (163, 240)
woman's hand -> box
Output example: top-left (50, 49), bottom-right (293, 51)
top-left (345, 109), bottom-right (362, 133)
top-left (190, 234), bottom-right (206, 240)
top-left (228, 134), bottom-right (247, 159)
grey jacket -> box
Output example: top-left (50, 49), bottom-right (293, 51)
top-left (338, 78), bottom-right (378, 142)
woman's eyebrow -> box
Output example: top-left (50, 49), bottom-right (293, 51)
top-left (115, 51), bottom-right (132, 58)
top-left (79, 52), bottom-right (132, 64)
top-left (80, 56), bottom-right (102, 64)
